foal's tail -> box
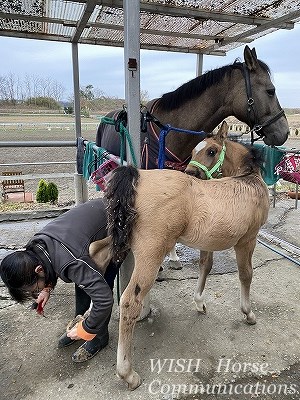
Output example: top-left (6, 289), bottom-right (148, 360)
top-left (105, 165), bottom-right (139, 262)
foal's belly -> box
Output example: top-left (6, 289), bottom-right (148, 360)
top-left (178, 235), bottom-right (239, 252)
top-left (178, 219), bottom-right (254, 251)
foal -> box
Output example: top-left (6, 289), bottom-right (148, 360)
top-left (185, 121), bottom-right (258, 315)
top-left (105, 143), bottom-right (269, 390)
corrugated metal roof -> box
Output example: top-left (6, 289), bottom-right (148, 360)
top-left (0, 0), bottom-right (299, 55)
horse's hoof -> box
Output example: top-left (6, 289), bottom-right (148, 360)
top-left (127, 371), bottom-right (142, 391)
top-left (244, 311), bottom-right (256, 325)
top-left (169, 260), bottom-right (183, 270)
top-left (195, 301), bottom-right (206, 314)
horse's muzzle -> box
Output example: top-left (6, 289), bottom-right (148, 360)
top-left (185, 169), bottom-right (202, 179)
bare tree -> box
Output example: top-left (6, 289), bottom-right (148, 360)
top-left (140, 89), bottom-right (150, 103)
top-left (6, 73), bottom-right (17, 104)
top-left (0, 75), bottom-right (9, 100)
top-left (51, 79), bottom-right (65, 102)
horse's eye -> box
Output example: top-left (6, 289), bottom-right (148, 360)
top-left (207, 148), bottom-right (216, 157)
top-left (267, 88), bottom-right (275, 97)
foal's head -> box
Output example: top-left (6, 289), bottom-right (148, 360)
top-left (185, 121), bottom-right (261, 179)
top-left (185, 121), bottom-right (231, 179)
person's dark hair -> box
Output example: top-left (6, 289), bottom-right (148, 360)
top-left (0, 250), bottom-right (56, 303)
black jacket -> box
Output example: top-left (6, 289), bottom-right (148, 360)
top-left (26, 199), bottom-right (114, 335)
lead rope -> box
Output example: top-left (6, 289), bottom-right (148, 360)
top-left (100, 116), bottom-right (138, 167)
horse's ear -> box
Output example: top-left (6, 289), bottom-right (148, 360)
top-left (216, 121), bottom-right (229, 142)
top-left (251, 47), bottom-right (257, 59)
top-left (244, 45), bottom-right (258, 71)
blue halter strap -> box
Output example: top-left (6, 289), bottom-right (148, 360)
top-left (158, 124), bottom-right (207, 169)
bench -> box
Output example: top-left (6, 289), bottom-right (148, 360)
top-left (1, 171), bottom-right (25, 202)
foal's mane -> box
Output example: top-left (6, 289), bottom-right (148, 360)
top-left (237, 143), bottom-right (264, 176)
top-left (157, 59), bottom-right (270, 112)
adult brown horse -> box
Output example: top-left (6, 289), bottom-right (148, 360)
top-left (96, 46), bottom-right (288, 171)
top-left (105, 140), bottom-right (270, 390)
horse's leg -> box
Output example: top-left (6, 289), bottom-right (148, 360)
top-left (168, 246), bottom-right (183, 270)
top-left (89, 236), bottom-right (112, 274)
top-left (117, 252), bottom-right (164, 390)
top-left (234, 239), bottom-right (257, 325)
top-left (194, 250), bottom-right (213, 313)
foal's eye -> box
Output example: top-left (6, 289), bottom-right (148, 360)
top-left (207, 148), bottom-right (216, 157)
top-left (267, 88), bottom-right (275, 97)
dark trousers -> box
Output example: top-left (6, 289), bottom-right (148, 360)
top-left (75, 261), bottom-right (118, 320)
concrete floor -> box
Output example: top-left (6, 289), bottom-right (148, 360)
top-left (0, 198), bottom-right (299, 400)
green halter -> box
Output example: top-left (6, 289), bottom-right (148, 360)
top-left (188, 144), bottom-right (226, 179)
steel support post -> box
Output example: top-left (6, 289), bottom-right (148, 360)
top-left (120, 0), bottom-right (150, 319)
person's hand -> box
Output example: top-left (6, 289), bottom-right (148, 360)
top-left (66, 325), bottom-right (81, 340)
top-left (33, 288), bottom-right (51, 315)
top-left (36, 288), bottom-right (51, 308)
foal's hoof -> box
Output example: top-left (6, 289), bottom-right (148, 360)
top-left (244, 311), bottom-right (256, 325)
top-left (195, 301), bottom-right (207, 314)
top-left (169, 260), bottom-right (183, 270)
top-left (127, 371), bottom-right (142, 391)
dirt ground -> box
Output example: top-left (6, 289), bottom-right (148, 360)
top-left (0, 113), bottom-right (300, 399)
top-left (0, 113), bottom-right (300, 207)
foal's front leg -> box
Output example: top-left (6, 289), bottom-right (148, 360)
top-left (234, 239), bottom-right (257, 325)
top-left (117, 257), bottom-right (162, 390)
top-left (194, 250), bottom-right (213, 313)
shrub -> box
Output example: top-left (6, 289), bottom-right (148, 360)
top-left (36, 179), bottom-right (49, 203)
top-left (64, 105), bottom-right (73, 114)
top-left (47, 182), bottom-right (59, 204)
top-left (36, 180), bottom-right (59, 204)
top-left (26, 96), bottom-right (61, 110)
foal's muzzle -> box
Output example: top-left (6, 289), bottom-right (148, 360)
top-left (185, 169), bottom-right (202, 179)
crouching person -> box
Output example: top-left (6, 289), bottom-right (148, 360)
top-left (0, 198), bottom-right (119, 363)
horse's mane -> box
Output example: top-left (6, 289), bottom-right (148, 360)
top-left (157, 59), bottom-right (270, 112)
top-left (239, 144), bottom-right (264, 175)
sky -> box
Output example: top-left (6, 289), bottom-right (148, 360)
top-left (0, 22), bottom-right (299, 107)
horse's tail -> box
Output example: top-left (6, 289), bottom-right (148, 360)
top-left (105, 165), bottom-right (139, 262)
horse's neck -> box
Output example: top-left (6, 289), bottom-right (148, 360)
top-left (153, 80), bottom-right (233, 160)
top-left (222, 141), bottom-right (248, 176)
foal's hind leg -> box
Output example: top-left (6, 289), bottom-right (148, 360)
top-left (194, 250), bottom-right (213, 313)
top-left (168, 246), bottom-right (183, 270)
top-left (234, 239), bottom-right (257, 325)
top-left (117, 252), bottom-right (164, 390)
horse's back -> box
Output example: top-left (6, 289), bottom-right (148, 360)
top-left (135, 169), bottom-right (192, 229)
top-left (96, 109), bottom-right (122, 156)
top-left (137, 169), bottom-right (192, 199)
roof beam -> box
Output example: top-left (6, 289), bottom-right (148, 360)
top-left (0, 12), bottom-right (77, 27)
top-left (210, 8), bottom-right (300, 50)
top-left (96, 0), bottom-right (294, 29)
top-left (71, 0), bottom-right (98, 42)
top-left (0, 29), bottom-right (225, 55)
top-left (91, 22), bottom-right (252, 43)
top-left (0, 30), bottom-right (71, 43)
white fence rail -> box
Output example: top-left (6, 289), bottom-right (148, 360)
top-left (0, 122), bottom-right (98, 131)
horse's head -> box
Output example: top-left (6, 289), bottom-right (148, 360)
top-left (185, 121), bottom-right (263, 179)
top-left (231, 46), bottom-right (289, 146)
top-left (185, 121), bottom-right (229, 179)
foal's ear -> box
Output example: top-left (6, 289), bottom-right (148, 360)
top-left (244, 45), bottom-right (258, 71)
top-left (216, 121), bottom-right (229, 142)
